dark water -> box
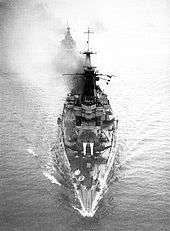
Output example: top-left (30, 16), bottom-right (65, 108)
top-left (0, 55), bottom-right (170, 231)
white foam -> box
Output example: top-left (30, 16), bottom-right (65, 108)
top-left (26, 148), bottom-right (38, 157)
top-left (43, 171), bottom-right (61, 186)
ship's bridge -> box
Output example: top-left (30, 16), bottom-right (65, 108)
top-left (64, 91), bottom-right (114, 128)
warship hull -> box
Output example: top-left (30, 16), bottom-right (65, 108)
top-left (53, 28), bottom-right (118, 216)
top-left (55, 89), bottom-right (118, 216)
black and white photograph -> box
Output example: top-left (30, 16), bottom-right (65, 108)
top-left (0, 0), bottom-right (169, 230)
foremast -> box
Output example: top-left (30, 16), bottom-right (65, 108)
top-left (81, 28), bottom-right (97, 103)
top-left (63, 28), bottom-right (116, 103)
top-left (83, 28), bottom-right (95, 67)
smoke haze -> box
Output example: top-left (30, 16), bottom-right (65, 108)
top-left (0, 1), bottom-right (170, 229)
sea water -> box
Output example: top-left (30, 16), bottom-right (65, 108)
top-left (0, 53), bottom-right (169, 231)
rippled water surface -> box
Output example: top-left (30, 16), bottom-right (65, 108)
top-left (0, 53), bottom-right (169, 231)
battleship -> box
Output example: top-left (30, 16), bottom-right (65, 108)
top-left (56, 26), bottom-right (84, 93)
top-left (53, 28), bottom-right (118, 217)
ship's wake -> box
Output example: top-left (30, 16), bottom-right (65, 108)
top-left (42, 129), bottom-right (124, 217)
top-left (27, 128), bottom-right (125, 217)
top-left (43, 171), bottom-right (61, 186)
